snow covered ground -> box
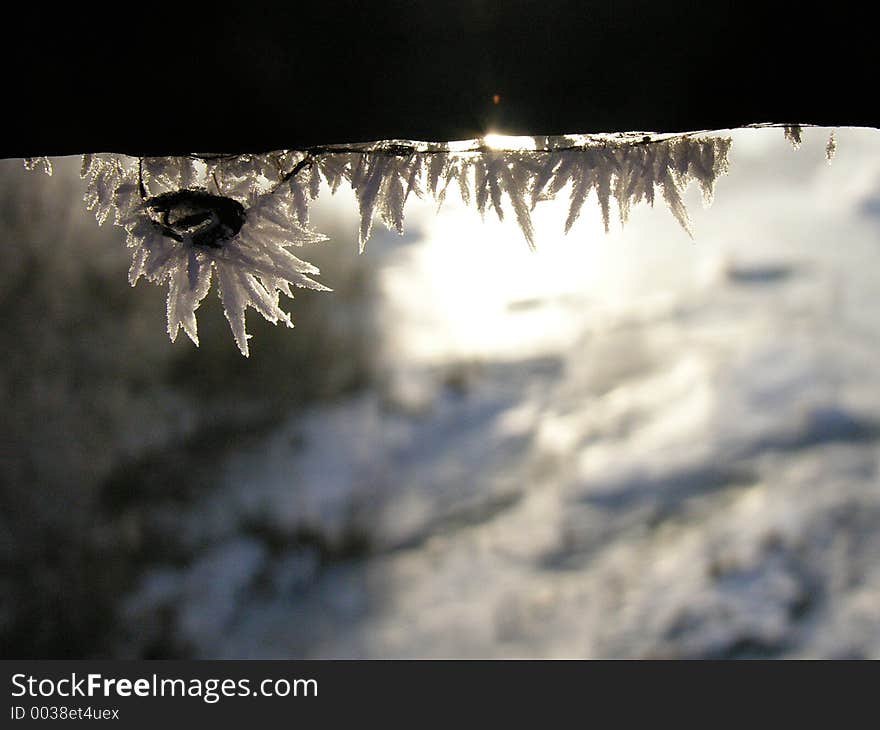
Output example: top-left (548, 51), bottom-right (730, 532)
top-left (110, 127), bottom-right (880, 658)
top-left (6, 127), bottom-right (878, 658)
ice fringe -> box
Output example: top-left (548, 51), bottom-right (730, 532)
top-left (33, 132), bottom-right (736, 354)
top-left (311, 134), bottom-right (731, 248)
top-left (22, 156), bottom-right (53, 176)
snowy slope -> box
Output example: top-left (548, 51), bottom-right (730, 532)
top-left (117, 127), bottom-right (880, 658)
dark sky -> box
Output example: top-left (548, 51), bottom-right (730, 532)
top-left (4, 1), bottom-right (866, 157)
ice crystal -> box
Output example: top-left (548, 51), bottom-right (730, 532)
top-left (826, 131), bottom-right (837, 163)
top-left (528, 136), bottom-right (730, 238)
top-left (81, 153), bottom-right (330, 356)
top-left (22, 156), bottom-right (52, 176)
top-left (784, 125), bottom-right (803, 150)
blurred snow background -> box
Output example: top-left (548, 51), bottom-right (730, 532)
top-left (2, 127), bottom-right (880, 658)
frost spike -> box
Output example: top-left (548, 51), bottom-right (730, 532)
top-left (216, 264), bottom-right (251, 357)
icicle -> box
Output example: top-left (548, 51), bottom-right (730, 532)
top-left (826, 130), bottom-right (837, 163)
top-left (784, 125), bottom-right (803, 150)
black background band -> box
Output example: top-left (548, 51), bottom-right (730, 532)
top-left (1, 660), bottom-right (874, 726)
top-left (3, 1), bottom-right (867, 158)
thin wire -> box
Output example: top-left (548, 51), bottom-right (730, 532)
top-left (136, 124), bottom-right (765, 203)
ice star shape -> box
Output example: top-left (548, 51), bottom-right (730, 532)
top-left (122, 186), bottom-right (329, 356)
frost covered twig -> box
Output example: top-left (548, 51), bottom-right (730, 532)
top-left (29, 131), bottom-right (738, 355)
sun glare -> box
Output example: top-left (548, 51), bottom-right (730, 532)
top-left (376, 187), bottom-right (721, 367)
top-left (483, 133), bottom-right (537, 151)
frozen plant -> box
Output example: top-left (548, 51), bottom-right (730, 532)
top-left (81, 153), bottom-right (330, 356)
